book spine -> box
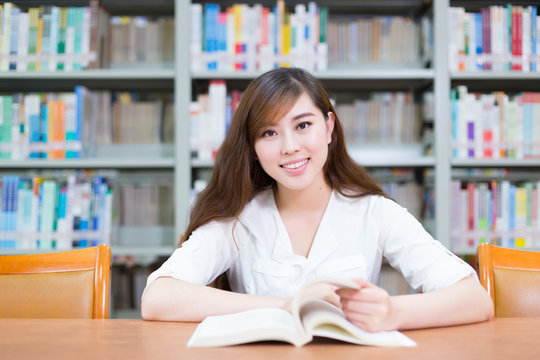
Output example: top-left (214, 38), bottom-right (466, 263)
top-left (508, 184), bottom-right (516, 247)
top-left (1, 96), bottom-right (13, 159)
top-left (531, 6), bottom-right (537, 72)
top-left (522, 93), bottom-right (533, 157)
top-left (40, 6), bottom-right (52, 72)
top-left (467, 182), bottom-right (475, 248)
top-left (217, 11), bottom-right (227, 71)
top-left (88, 0), bottom-right (99, 69)
top-left (81, 7), bottom-right (91, 69)
top-left (56, 7), bottom-right (67, 70)
top-left (517, 6), bottom-right (523, 71)
top-left (63, 92), bottom-right (79, 158)
top-left (190, 3), bottom-right (203, 72)
top-left (72, 7), bottom-right (84, 70)
top-left (474, 12), bottom-right (482, 70)
top-left (317, 7), bottom-right (328, 71)
top-left (8, 7), bottom-right (20, 71)
top-left (49, 7), bottom-right (59, 71)
top-left (204, 4), bottom-right (218, 71)
top-left (35, 6), bottom-right (43, 71)
top-left (16, 12), bottom-right (28, 72)
top-left (481, 7), bottom-right (491, 70)
top-left (0, 3), bottom-right (13, 72)
top-left (522, 7), bottom-right (531, 72)
top-left (27, 7), bottom-right (38, 71)
top-left (24, 94), bottom-right (38, 159)
top-left (233, 4), bottom-right (244, 71)
top-left (40, 100), bottom-right (48, 159)
top-left (50, 99), bottom-right (65, 159)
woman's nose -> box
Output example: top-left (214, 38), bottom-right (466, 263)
top-left (281, 131), bottom-right (300, 154)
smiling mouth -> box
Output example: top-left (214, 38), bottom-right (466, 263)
top-left (280, 158), bottom-right (309, 169)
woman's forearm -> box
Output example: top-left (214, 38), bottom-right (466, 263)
top-left (391, 276), bottom-right (494, 330)
top-left (141, 277), bottom-right (290, 321)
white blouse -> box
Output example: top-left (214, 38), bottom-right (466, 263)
top-left (145, 189), bottom-right (476, 297)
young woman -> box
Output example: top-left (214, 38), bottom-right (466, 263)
top-left (141, 67), bottom-right (493, 331)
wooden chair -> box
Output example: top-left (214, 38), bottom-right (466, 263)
top-left (0, 244), bottom-right (111, 319)
top-left (478, 243), bottom-right (540, 317)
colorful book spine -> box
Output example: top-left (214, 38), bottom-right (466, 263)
top-left (16, 11), bottom-right (29, 72)
top-left (8, 6), bottom-right (20, 71)
top-left (39, 7), bottom-right (52, 72)
top-left (27, 7), bottom-right (38, 71)
top-left (48, 99), bottom-right (66, 159)
top-left (204, 3), bottom-right (219, 70)
top-left (56, 7), bottom-right (68, 70)
top-left (530, 6), bottom-right (537, 72)
top-left (1, 3), bottom-right (14, 71)
top-left (49, 7), bottom-right (59, 71)
top-left (64, 7), bottom-right (76, 71)
top-left (481, 7), bottom-right (491, 70)
top-left (0, 95), bottom-right (13, 159)
top-left (63, 92), bottom-right (79, 158)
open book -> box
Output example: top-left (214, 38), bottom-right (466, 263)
top-left (187, 277), bottom-right (416, 347)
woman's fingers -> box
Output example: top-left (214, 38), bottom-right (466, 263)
top-left (335, 279), bottom-right (395, 332)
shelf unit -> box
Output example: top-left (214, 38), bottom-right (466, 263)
top-left (183, 0), bottom-right (540, 255)
top-left (3, 0), bottom-right (539, 315)
top-left (183, 0), bottom-right (446, 245)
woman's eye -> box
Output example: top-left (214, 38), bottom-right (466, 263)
top-left (297, 122), bottom-right (311, 130)
top-left (261, 130), bottom-right (276, 137)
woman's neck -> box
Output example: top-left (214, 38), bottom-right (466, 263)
top-left (274, 182), bottom-right (332, 214)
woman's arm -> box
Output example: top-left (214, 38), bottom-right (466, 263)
top-left (141, 277), bottom-right (291, 321)
top-left (337, 275), bottom-right (494, 332)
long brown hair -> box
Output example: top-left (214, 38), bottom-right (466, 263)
top-left (182, 67), bottom-right (386, 288)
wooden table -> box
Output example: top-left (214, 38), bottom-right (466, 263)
top-left (1, 318), bottom-right (539, 359)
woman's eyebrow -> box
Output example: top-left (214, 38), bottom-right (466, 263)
top-left (291, 112), bottom-right (315, 121)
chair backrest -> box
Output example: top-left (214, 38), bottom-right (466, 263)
top-left (0, 244), bottom-right (111, 319)
top-left (477, 243), bottom-right (540, 317)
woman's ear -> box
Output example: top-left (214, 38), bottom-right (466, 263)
top-left (326, 111), bottom-right (335, 144)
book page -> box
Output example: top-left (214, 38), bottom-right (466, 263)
top-left (301, 299), bottom-right (416, 347)
top-left (291, 277), bottom-right (359, 329)
top-left (187, 307), bottom-right (307, 347)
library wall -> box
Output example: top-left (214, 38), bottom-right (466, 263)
top-left (2, 0), bottom-right (540, 318)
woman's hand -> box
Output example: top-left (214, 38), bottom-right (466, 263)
top-left (336, 278), bottom-right (397, 332)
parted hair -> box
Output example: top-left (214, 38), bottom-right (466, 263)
top-left (181, 67), bottom-right (386, 288)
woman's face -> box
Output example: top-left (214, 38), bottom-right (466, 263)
top-left (254, 93), bottom-right (334, 194)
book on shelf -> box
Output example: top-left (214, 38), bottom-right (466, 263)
top-left (0, 88), bottom-right (173, 160)
top-left (451, 176), bottom-right (540, 251)
top-left (449, 4), bottom-right (540, 73)
top-left (190, 1), bottom-right (328, 72)
top-left (190, 81), bottom-right (242, 161)
top-left (328, 15), bottom-right (430, 66)
top-left (187, 277), bottom-right (416, 348)
top-left (117, 181), bottom-right (174, 227)
top-left (451, 86), bottom-right (540, 160)
top-left (0, 1), bottom-right (110, 72)
top-left (0, 173), bottom-right (113, 250)
top-left (335, 92), bottom-right (422, 146)
top-left (191, 84), bottom-right (425, 161)
top-left (110, 16), bottom-right (174, 68)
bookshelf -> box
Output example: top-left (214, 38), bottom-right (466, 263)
top-left (186, 0), bottom-right (540, 257)
top-left (2, 0), bottom-right (540, 315)
top-left (186, 0), bottom-right (441, 244)
top-left (0, 0), bottom-right (180, 317)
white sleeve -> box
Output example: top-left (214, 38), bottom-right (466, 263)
top-left (144, 220), bottom-right (238, 290)
top-left (378, 198), bottom-right (476, 293)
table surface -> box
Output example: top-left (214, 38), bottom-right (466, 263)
top-left (1, 318), bottom-right (539, 360)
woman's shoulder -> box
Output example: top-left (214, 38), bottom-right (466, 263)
top-left (188, 218), bottom-right (236, 240)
